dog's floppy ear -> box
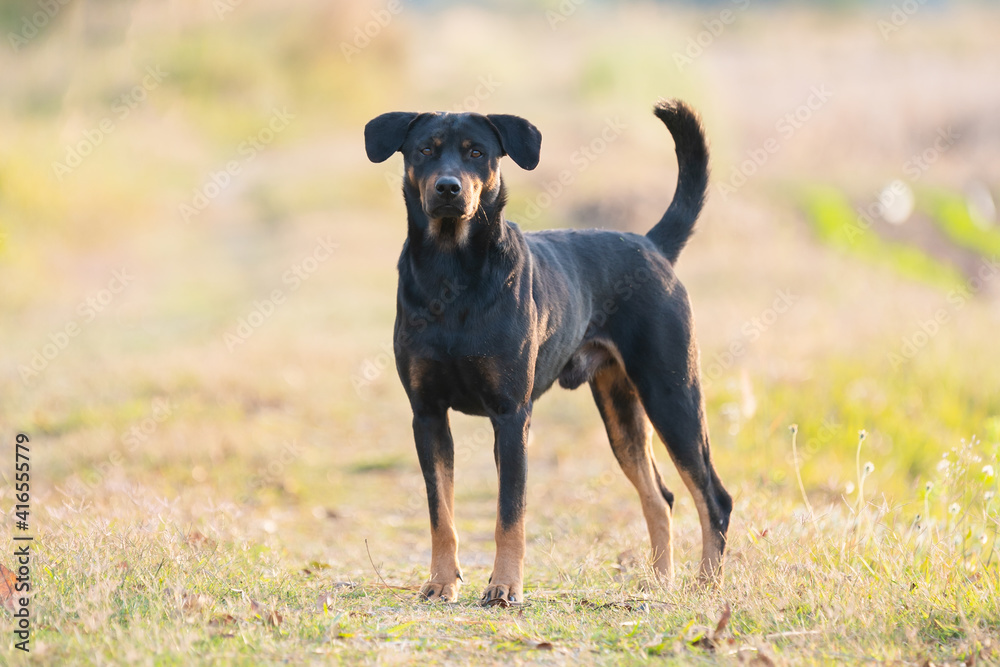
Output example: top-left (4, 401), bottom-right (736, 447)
top-left (364, 112), bottom-right (420, 163)
top-left (486, 114), bottom-right (542, 170)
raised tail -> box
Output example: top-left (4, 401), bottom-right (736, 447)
top-left (646, 100), bottom-right (710, 264)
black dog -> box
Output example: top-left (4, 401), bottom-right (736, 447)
top-left (364, 100), bottom-right (731, 605)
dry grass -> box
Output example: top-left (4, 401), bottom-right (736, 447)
top-left (1, 1), bottom-right (999, 664)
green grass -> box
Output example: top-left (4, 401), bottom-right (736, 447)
top-left (19, 464), bottom-right (999, 665)
top-left (799, 186), bottom-right (966, 291)
top-left (3, 2), bottom-right (1000, 664)
top-left (926, 190), bottom-right (1000, 259)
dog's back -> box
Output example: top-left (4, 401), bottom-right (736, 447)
top-left (520, 100), bottom-right (710, 396)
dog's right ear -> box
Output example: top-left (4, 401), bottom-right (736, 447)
top-left (364, 112), bottom-right (420, 163)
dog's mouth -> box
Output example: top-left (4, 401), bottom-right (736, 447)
top-left (426, 202), bottom-right (472, 220)
top-left (424, 203), bottom-right (475, 246)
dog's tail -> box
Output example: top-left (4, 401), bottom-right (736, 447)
top-left (646, 100), bottom-right (709, 264)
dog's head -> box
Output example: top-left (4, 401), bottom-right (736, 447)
top-left (365, 111), bottom-right (541, 243)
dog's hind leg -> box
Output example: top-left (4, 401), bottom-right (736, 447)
top-left (590, 362), bottom-right (676, 582)
top-left (624, 343), bottom-right (732, 584)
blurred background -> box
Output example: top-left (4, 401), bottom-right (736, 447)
top-left (1, 0), bottom-right (998, 582)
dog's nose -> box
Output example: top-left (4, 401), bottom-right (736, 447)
top-left (435, 176), bottom-right (462, 197)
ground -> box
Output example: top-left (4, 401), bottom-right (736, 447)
top-left (0, 1), bottom-right (998, 664)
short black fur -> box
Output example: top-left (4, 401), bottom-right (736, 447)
top-left (364, 100), bottom-right (731, 604)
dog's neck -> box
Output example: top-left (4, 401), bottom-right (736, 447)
top-left (400, 179), bottom-right (523, 284)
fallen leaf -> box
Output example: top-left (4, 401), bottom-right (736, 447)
top-left (302, 560), bottom-right (334, 575)
top-left (688, 626), bottom-right (715, 650)
top-left (715, 602), bottom-right (732, 636)
top-left (250, 599), bottom-right (283, 626)
top-left (316, 593), bottom-right (336, 613)
top-left (0, 563), bottom-right (17, 613)
top-left (209, 614), bottom-right (236, 626)
top-left (521, 638), bottom-right (553, 650)
top-left (689, 603), bottom-right (733, 651)
top-left (184, 531), bottom-right (217, 550)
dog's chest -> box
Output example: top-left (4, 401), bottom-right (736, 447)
top-left (404, 353), bottom-right (525, 417)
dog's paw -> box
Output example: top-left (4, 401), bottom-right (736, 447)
top-left (419, 580), bottom-right (460, 603)
top-left (479, 580), bottom-right (523, 607)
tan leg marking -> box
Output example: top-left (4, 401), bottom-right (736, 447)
top-left (481, 519), bottom-right (525, 605)
top-left (421, 458), bottom-right (462, 603)
top-left (671, 464), bottom-right (725, 584)
top-left (593, 367), bottom-right (674, 583)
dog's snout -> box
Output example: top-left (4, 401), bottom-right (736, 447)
top-left (434, 176), bottom-right (462, 198)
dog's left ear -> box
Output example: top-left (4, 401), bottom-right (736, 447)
top-left (364, 112), bottom-right (420, 163)
top-left (486, 114), bottom-right (542, 170)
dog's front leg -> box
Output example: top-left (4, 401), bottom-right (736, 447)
top-left (481, 403), bottom-right (531, 605)
top-left (412, 410), bottom-right (462, 603)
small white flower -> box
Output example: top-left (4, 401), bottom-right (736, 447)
top-left (985, 491), bottom-right (995, 501)
top-left (845, 481), bottom-right (855, 494)
top-left (949, 503), bottom-right (961, 515)
top-left (863, 462), bottom-right (875, 475)
top-left (983, 465), bottom-right (995, 478)
top-left (937, 460), bottom-right (950, 472)
top-left (981, 534), bottom-right (989, 545)
top-left (925, 482), bottom-right (934, 493)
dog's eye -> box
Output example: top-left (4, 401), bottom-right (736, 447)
top-left (470, 149), bottom-right (482, 158)
top-left (420, 147), bottom-right (432, 156)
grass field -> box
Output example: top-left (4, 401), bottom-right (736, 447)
top-left (1, 0), bottom-right (999, 664)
